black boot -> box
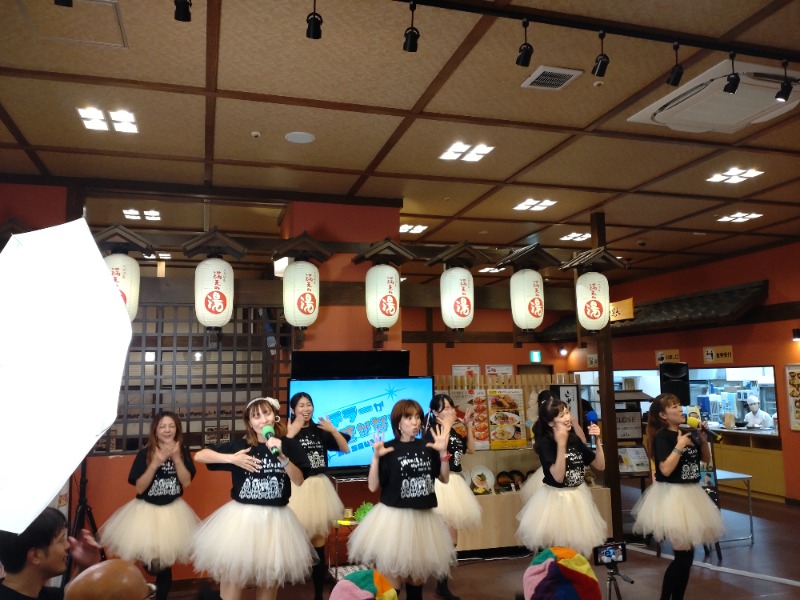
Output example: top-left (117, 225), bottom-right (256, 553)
top-left (406, 583), bottom-right (423, 600)
top-left (435, 577), bottom-right (460, 600)
top-left (312, 546), bottom-right (327, 600)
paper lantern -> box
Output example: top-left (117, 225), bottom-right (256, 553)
top-left (283, 260), bottom-right (320, 327)
top-left (440, 267), bottom-right (474, 329)
top-left (195, 257), bottom-right (234, 327)
top-left (575, 271), bottom-right (610, 331)
top-left (104, 253), bottom-right (140, 322)
top-left (365, 264), bottom-right (400, 329)
top-left (510, 269), bottom-right (544, 330)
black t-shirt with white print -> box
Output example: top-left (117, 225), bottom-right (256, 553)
top-left (536, 434), bottom-right (595, 488)
top-left (206, 437), bottom-right (310, 505)
top-left (293, 423), bottom-right (350, 476)
top-left (128, 447), bottom-right (196, 506)
top-left (653, 428), bottom-right (701, 484)
top-left (423, 426), bottom-right (466, 473)
top-left (378, 438), bottom-right (441, 509)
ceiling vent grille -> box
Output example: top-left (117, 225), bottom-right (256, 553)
top-left (521, 66), bottom-right (582, 91)
top-left (628, 59), bottom-right (800, 134)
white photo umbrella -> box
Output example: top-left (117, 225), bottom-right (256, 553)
top-left (0, 219), bottom-right (132, 533)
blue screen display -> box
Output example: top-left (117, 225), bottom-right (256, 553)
top-left (288, 377), bottom-right (434, 473)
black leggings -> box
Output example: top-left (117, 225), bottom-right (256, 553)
top-left (660, 548), bottom-right (694, 600)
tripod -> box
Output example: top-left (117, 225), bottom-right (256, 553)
top-left (61, 458), bottom-right (106, 588)
top-left (603, 563), bottom-right (633, 600)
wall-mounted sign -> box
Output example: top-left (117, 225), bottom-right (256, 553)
top-left (486, 364), bottom-right (513, 376)
top-left (703, 345), bottom-right (734, 364)
top-left (616, 410), bottom-right (643, 441)
top-left (655, 349), bottom-right (681, 366)
top-left (610, 297), bottom-right (634, 322)
top-left (587, 354), bottom-right (599, 367)
top-left (530, 350), bottom-right (542, 363)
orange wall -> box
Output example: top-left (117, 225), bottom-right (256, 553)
top-left (0, 183), bottom-right (67, 227)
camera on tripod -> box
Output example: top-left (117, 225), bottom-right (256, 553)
top-left (592, 541), bottom-right (627, 566)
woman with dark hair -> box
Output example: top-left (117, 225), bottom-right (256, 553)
top-left (422, 393), bottom-right (480, 600)
top-left (632, 393), bottom-right (724, 600)
top-left (516, 397), bottom-right (606, 557)
top-left (191, 397), bottom-right (315, 600)
top-left (99, 411), bottom-right (198, 600)
top-left (347, 399), bottom-right (455, 600)
top-left (286, 391), bottom-right (351, 600)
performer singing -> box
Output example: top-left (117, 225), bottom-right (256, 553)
top-left (99, 411), bottom-right (199, 600)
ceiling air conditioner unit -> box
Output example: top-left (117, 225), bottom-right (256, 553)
top-left (628, 59), bottom-right (800, 134)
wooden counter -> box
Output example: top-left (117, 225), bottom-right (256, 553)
top-left (710, 428), bottom-right (784, 501)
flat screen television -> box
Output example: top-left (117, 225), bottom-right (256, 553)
top-left (287, 376), bottom-right (434, 477)
top-left (290, 350), bottom-right (409, 379)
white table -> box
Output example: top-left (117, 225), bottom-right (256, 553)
top-left (715, 469), bottom-right (754, 545)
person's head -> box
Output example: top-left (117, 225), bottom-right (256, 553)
top-left (0, 507), bottom-right (68, 576)
top-left (537, 389), bottom-right (554, 407)
top-left (64, 559), bottom-right (153, 600)
top-left (645, 393), bottom-right (683, 454)
top-left (390, 399), bottom-right (423, 441)
top-left (426, 393), bottom-right (456, 429)
top-left (289, 391), bottom-right (314, 424)
top-left (148, 411), bottom-right (183, 448)
top-left (747, 395), bottom-right (760, 413)
top-left (243, 396), bottom-right (284, 445)
top-left (536, 397), bottom-right (572, 436)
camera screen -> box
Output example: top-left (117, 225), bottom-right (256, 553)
top-left (592, 542), bottom-right (627, 566)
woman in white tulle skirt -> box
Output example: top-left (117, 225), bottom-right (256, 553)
top-left (191, 397), bottom-right (316, 600)
top-left (516, 397), bottom-right (606, 558)
top-left (422, 394), bottom-right (481, 600)
top-left (632, 393), bottom-right (725, 600)
top-left (99, 411), bottom-right (199, 600)
top-left (348, 399), bottom-right (456, 600)
top-left (286, 391), bottom-right (351, 600)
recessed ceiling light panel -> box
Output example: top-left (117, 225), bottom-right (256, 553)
top-left (285, 131), bottom-right (316, 144)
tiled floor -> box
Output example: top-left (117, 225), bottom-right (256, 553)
top-left (172, 486), bottom-right (800, 599)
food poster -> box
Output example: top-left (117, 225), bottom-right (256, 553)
top-left (449, 387), bottom-right (490, 450)
top-left (488, 389), bottom-right (526, 449)
top-left (785, 365), bottom-right (800, 431)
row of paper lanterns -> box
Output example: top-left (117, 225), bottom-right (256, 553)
top-left (104, 254), bottom-right (610, 332)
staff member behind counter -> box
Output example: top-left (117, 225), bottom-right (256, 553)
top-left (744, 395), bottom-right (774, 429)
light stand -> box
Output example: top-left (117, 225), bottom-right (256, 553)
top-left (603, 563), bottom-right (633, 600)
top-left (61, 458), bottom-right (106, 587)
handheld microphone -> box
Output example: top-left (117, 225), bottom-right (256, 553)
top-left (261, 425), bottom-right (280, 454)
top-left (686, 416), bottom-right (723, 443)
top-left (586, 410), bottom-right (599, 448)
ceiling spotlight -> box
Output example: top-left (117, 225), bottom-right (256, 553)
top-left (403, 1), bottom-right (419, 53)
top-left (723, 51), bottom-right (739, 94)
top-left (516, 19), bottom-right (534, 67)
top-left (591, 31), bottom-right (610, 78)
top-left (174, 0), bottom-right (191, 22)
top-left (54, 0), bottom-right (73, 6)
top-left (666, 42), bottom-right (684, 87)
top-left (776, 60), bottom-right (792, 102)
top-left (558, 346), bottom-right (568, 357)
top-left (306, 0), bottom-right (322, 40)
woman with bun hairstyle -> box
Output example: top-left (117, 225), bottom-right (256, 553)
top-left (99, 411), bottom-right (198, 600)
top-left (632, 393), bottom-right (724, 600)
top-left (516, 397), bottom-right (605, 557)
top-left (286, 391), bottom-right (351, 600)
top-left (348, 399), bottom-right (456, 600)
top-left (422, 393), bottom-right (481, 600)
top-left (191, 397), bottom-right (315, 600)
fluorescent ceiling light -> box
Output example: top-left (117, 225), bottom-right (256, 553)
top-left (123, 209), bottom-right (141, 220)
top-left (513, 198), bottom-right (557, 211)
top-left (143, 210), bottom-right (161, 221)
top-left (707, 167), bottom-right (764, 184)
top-left (399, 224), bottom-right (428, 234)
top-left (439, 142), bottom-right (494, 162)
top-left (560, 232), bottom-right (591, 241)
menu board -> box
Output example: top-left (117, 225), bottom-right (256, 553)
top-left (449, 387), bottom-right (490, 450)
top-left (785, 364), bottom-right (800, 431)
top-left (487, 389), bottom-right (526, 449)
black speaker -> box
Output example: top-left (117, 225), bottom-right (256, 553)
top-left (659, 362), bottom-right (690, 406)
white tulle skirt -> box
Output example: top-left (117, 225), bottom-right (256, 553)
top-left (289, 474), bottom-right (344, 540)
top-left (519, 466), bottom-right (544, 504)
top-left (433, 473), bottom-right (482, 531)
top-left (347, 504), bottom-right (456, 582)
top-left (99, 498), bottom-right (199, 567)
top-left (632, 482), bottom-right (725, 548)
top-left (190, 501), bottom-right (316, 588)
top-left (516, 484), bottom-right (607, 557)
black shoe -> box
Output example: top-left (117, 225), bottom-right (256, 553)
top-left (435, 579), bottom-right (460, 600)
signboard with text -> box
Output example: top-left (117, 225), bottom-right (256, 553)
top-left (703, 345), bottom-right (734, 364)
top-left (616, 410), bottom-right (643, 441)
top-left (656, 349), bottom-right (681, 366)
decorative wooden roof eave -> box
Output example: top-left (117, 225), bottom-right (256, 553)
top-left (93, 223), bottom-right (155, 256)
top-left (182, 226), bottom-right (248, 260)
top-left (495, 243), bottom-right (562, 271)
top-left (271, 231), bottom-right (333, 263)
top-left (351, 237), bottom-right (416, 266)
top-left (426, 241), bottom-right (491, 269)
top-left (537, 280), bottom-right (769, 341)
top-left (559, 246), bottom-right (628, 273)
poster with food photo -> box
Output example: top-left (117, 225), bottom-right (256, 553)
top-left (785, 365), bottom-right (800, 431)
top-left (487, 389), bottom-right (525, 449)
top-left (449, 387), bottom-right (490, 450)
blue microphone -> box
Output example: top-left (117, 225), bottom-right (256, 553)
top-left (586, 410), bottom-right (599, 448)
